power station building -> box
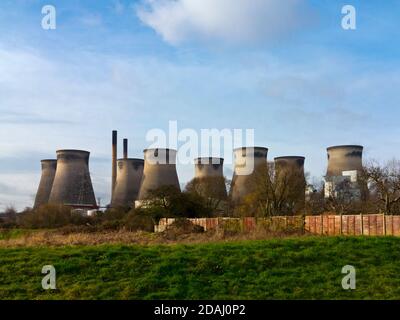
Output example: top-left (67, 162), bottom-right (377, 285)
top-left (230, 147), bottom-right (268, 204)
top-left (34, 159), bottom-right (57, 208)
top-left (193, 157), bottom-right (227, 200)
top-left (137, 148), bottom-right (180, 202)
top-left (48, 149), bottom-right (97, 208)
top-left (324, 145), bottom-right (364, 200)
top-left (111, 158), bottom-right (144, 208)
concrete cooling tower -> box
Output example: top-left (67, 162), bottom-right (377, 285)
top-left (33, 159), bottom-right (57, 208)
top-left (274, 156), bottom-right (305, 178)
top-left (137, 148), bottom-right (180, 200)
top-left (274, 156), bottom-right (306, 202)
top-left (48, 150), bottom-right (97, 207)
top-left (326, 145), bottom-right (363, 177)
top-left (194, 157), bottom-right (227, 199)
top-left (230, 147), bottom-right (268, 204)
top-left (111, 158), bottom-right (144, 208)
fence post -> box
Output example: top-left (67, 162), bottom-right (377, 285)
top-left (340, 213), bottom-right (343, 235)
top-left (392, 214), bottom-right (394, 236)
top-left (321, 215), bottom-right (324, 235)
top-left (383, 213), bottom-right (386, 236)
top-left (360, 213), bottom-right (363, 236)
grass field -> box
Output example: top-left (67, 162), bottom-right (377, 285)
top-left (0, 236), bottom-right (399, 300)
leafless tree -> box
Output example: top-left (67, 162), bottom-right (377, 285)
top-left (361, 159), bottom-right (400, 215)
top-left (238, 162), bottom-right (306, 217)
top-left (185, 176), bottom-right (228, 215)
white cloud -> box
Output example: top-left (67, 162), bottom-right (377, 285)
top-left (136, 0), bottom-right (312, 45)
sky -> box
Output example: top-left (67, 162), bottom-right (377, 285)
top-left (0, 0), bottom-right (399, 211)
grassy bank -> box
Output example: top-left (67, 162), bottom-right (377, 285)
top-left (0, 237), bottom-right (399, 299)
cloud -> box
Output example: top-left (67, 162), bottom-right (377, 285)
top-left (136, 0), bottom-right (313, 45)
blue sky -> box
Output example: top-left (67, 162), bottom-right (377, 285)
top-left (0, 0), bottom-right (399, 210)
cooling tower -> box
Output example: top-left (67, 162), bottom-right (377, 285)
top-left (326, 145), bottom-right (363, 177)
top-left (137, 148), bottom-right (180, 200)
top-left (111, 158), bottom-right (144, 208)
top-left (274, 156), bottom-right (306, 203)
top-left (33, 159), bottom-right (57, 208)
top-left (48, 150), bottom-right (97, 207)
top-left (193, 157), bottom-right (227, 199)
top-left (230, 147), bottom-right (268, 203)
top-left (274, 156), bottom-right (305, 178)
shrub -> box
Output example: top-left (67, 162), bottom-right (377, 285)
top-left (218, 218), bottom-right (242, 236)
top-left (165, 218), bottom-right (204, 235)
top-left (124, 212), bottom-right (155, 232)
top-left (19, 204), bottom-right (90, 229)
top-left (0, 206), bottom-right (18, 229)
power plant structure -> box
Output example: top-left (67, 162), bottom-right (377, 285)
top-left (230, 147), bottom-right (268, 204)
top-left (193, 157), bottom-right (227, 199)
top-left (48, 149), bottom-right (97, 208)
top-left (111, 130), bottom-right (117, 198)
top-left (33, 159), bottom-right (57, 208)
top-left (324, 145), bottom-right (364, 200)
top-left (31, 128), bottom-right (370, 217)
top-left (274, 156), bottom-right (305, 180)
top-left (111, 137), bottom-right (144, 208)
top-left (137, 148), bottom-right (180, 202)
top-left (274, 156), bottom-right (306, 207)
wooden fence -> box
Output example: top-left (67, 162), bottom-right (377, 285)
top-left (155, 214), bottom-right (400, 236)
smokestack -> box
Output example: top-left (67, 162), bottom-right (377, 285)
top-left (34, 159), bottom-right (57, 208)
top-left (123, 138), bottom-right (128, 159)
top-left (48, 149), bottom-right (97, 207)
top-left (194, 157), bottom-right (227, 199)
top-left (111, 158), bottom-right (144, 208)
top-left (230, 147), bottom-right (268, 204)
top-left (137, 148), bottom-right (180, 201)
top-left (326, 145), bottom-right (363, 177)
top-left (112, 130), bottom-right (117, 197)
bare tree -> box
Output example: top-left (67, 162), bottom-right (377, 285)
top-left (185, 176), bottom-right (228, 215)
top-left (238, 162), bottom-right (306, 217)
top-left (362, 159), bottom-right (400, 215)
top-left (324, 179), bottom-right (359, 215)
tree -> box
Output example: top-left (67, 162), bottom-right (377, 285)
top-left (140, 185), bottom-right (208, 218)
top-left (185, 176), bottom-right (228, 216)
top-left (362, 159), bottom-right (400, 215)
top-left (324, 179), bottom-right (360, 215)
top-left (238, 161), bottom-right (306, 217)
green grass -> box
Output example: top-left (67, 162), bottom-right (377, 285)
top-left (1, 236), bottom-right (400, 299)
top-left (0, 229), bottom-right (35, 240)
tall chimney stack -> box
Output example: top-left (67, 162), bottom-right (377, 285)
top-left (123, 138), bottom-right (128, 159)
top-left (112, 130), bottom-right (117, 197)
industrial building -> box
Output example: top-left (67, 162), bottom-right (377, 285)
top-left (137, 148), bottom-right (181, 202)
top-left (48, 149), bottom-right (97, 208)
top-left (324, 145), bottom-right (364, 200)
top-left (33, 159), bottom-right (57, 208)
top-left (111, 158), bottom-right (144, 208)
top-left (274, 156), bottom-right (306, 184)
top-left (32, 128), bottom-right (368, 216)
top-left (230, 147), bottom-right (269, 204)
top-left (193, 157), bottom-right (227, 199)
